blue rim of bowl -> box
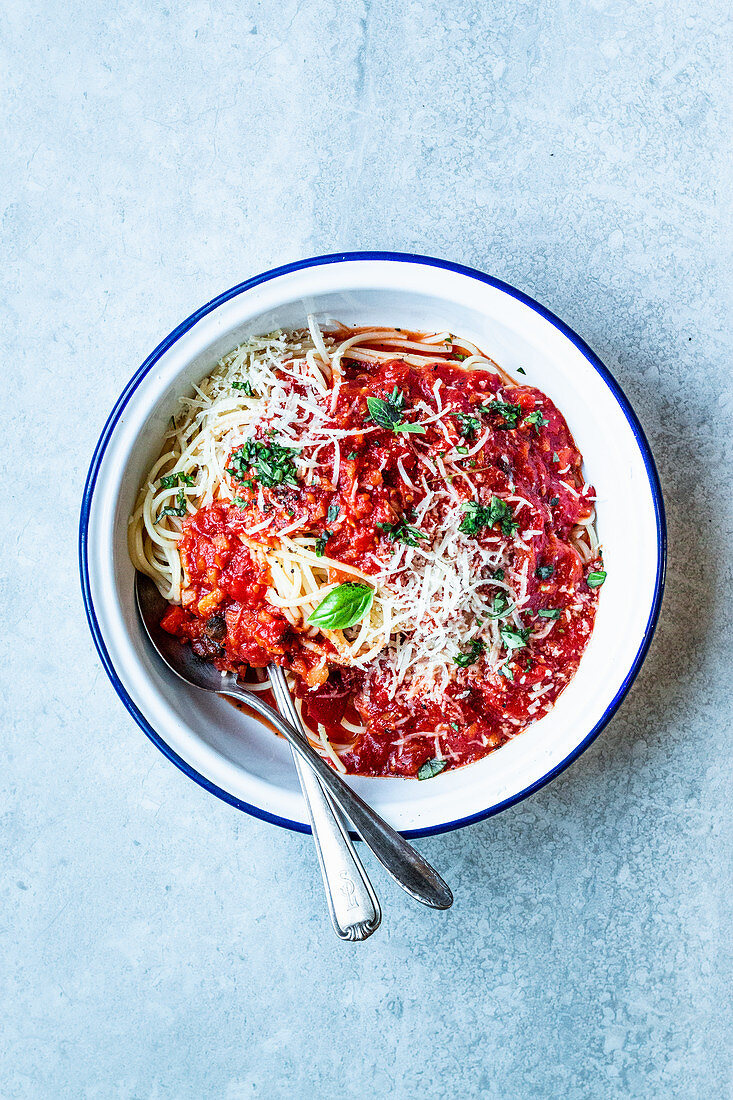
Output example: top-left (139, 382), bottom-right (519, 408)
top-left (79, 251), bottom-right (666, 839)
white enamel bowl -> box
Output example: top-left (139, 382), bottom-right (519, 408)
top-left (80, 252), bottom-right (665, 837)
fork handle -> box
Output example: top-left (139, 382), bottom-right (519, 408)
top-left (268, 666), bottom-right (380, 940)
top-left (222, 677), bottom-right (453, 910)
top-left (291, 754), bottom-right (381, 940)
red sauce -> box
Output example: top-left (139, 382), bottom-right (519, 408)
top-left (161, 355), bottom-right (602, 777)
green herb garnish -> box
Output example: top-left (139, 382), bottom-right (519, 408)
top-left (156, 488), bottom-right (188, 522)
top-left (418, 758), bottom-right (447, 780)
top-left (366, 388), bottom-right (426, 435)
top-left (159, 471), bottom-right (195, 489)
top-left (315, 531), bottom-right (331, 557)
top-left (536, 564), bottom-right (554, 579)
top-left (486, 401), bottom-right (522, 429)
top-left (537, 608), bottom-right (561, 619)
top-left (226, 439), bottom-right (299, 489)
top-left (524, 410), bottom-right (549, 431)
top-left (327, 503), bottom-right (340, 524)
top-left (308, 583), bottom-right (373, 629)
top-left (516, 366), bottom-right (526, 375)
top-left (492, 568), bottom-right (505, 580)
top-left (552, 452), bottom-right (559, 462)
top-left (587, 570), bottom-right (607, 588)
top-left (232, 496), bottom-right (249, 509)
top-left (232, 380), bottom-right (254, 396)
top-left (460, 497), bottom-right (518, 538)
top-left (347, 451), bottom-right (357, 460)
top-left (456, 413), bottom-right (481, 438)
top-left (453, 638), bottom-right (486, 668)
top-left (499, 625), bottom-right (531, 651)
top-left (485, 592), bottom-right (511, 619)
top-left (499, 663), bottom-right (515, 681)
top-left (550, 496), bottom-right (559, 507)
top-left (376, 520), bottom-right (428, 547)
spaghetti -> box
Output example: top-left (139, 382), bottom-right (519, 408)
top-left (129, 322), bottom-right (605, 778)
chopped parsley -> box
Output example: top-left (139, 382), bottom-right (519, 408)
top-left (537, 608), bottom-right (561, 619)
top-left (460, 497), bottom-right (519, 538)
top-left (366, 387), bottom-right (426, 434)
top-left (156, 488), bottom-right (188, 523)
top-left (516, 366), bottom-right (526, 375)
top-left (232, 496), bottom-right (249, 509)
top-left (453, 638), bottom-right (486, 668)
top-left (376, 520), bottom-right (428, 547)
top-left (232, 379), bottom-right (255, 396)
top-left (536, 564), bottom-right (554, 579)
top-left (552, 451), bottom-right (559, 462)
top-left (159, 471), bottom-right (195, 489)
top-left (587, 570), bottom-right (607, 588)
top-left (499, 663), bottom-right (515, 681)
top-left (524, 410), bottom-right (549, 431)
top-left (550, 496), bottom-right (559, 507)
top-left (492, 568), bottom-right (505, 581)
top-left (500, 625), bottom-right (531, 651)
top-left (327, 503), bottom-right (340, 524)
top-left (226, 439), bottom-right (299, 489)
top-left (456, 445), bottom-right (469, 455)
top-left (454, 353), bottom-right (468, 361)
top-left (418, 758), bottom-right (447, 780)
top-left (486, 401), bottom-right (522, 429)
top-left (347, 451), bottom-right (357, 460)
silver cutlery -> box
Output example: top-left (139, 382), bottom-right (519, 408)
top-left (135, 573), bottom-right (453, 915)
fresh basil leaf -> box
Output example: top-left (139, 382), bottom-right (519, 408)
top-left (227, 439), bottom-right (299, 489)
top-left (376, 520), bottom-right (427, 547)
top-left (536, 564), bottom-right (554, 579)
top-left (315, 531), bottom-right (331, 557)
top-left (159, 471), bottom-right (195, 489)
top-left (453, 638), bottom-right (486, 667)
top-left (524, 411), bottom-right (549, 430)
top-left (485, 592), bottom-right (511, 619)
top-left (486, 401), bottom-right (522, 428)
top-left (156, 488), bottom-right (188, 523)
top-left (366, 388), bottom-right (425, 434)
top-left (417, 758), bottom-right (447, 780)
top-left (587, 570), bottom-right (607, 588)
top-left (232, 380), bottom-right (254, 396)
top-left (308, 583), bottom-right (373, 629)
top-left (456, 413), bottom-right (481, 439)
top-left (460, 497), bottom-right (518, 538)
top-left (500, 625), bottom-right (531, 651)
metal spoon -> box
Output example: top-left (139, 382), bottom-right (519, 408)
top-left (135, 574), bottom-right (453, 911)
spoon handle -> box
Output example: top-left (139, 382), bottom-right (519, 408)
top-left (221, 679), bottom-right (453, 910)
top-left (268, 666), bottom-right (381, 940)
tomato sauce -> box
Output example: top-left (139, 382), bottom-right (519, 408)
top-left (161, 355), bottom-right (602, 778)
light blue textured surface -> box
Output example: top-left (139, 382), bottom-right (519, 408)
top-left (2, 1), bottom-right (731, 1097)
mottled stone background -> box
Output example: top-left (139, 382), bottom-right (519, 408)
top-left (2, 0), bottom-right (731, 1097)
